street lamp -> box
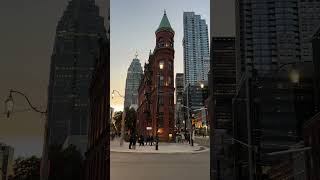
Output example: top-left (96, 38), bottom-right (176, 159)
top-left (4, 89), bottom-right (47, 118)
top-left (4, 89), bottom-right (48, 180)
top-left (111, 89), bottom-right (126, 147)
top-left (289, 69), bottom-right (300, 84)
top-left (4, 94), bottom-right (14, 118)
top-left (200, 83), bottom-right (204, 89)
top-left (155, 61), bottom-right (164, 150)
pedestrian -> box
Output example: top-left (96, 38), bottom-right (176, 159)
top-left (129, 134), bottom-right (133, 149)
top-left (146, 136), bottom-right (149, 145)
top-left (138, 135), bottom-right (142, 146)
top-left (150, 136), bottom-right (154, 146)
top-left (141, 135), bottom-right (145, 146)
top-left (133, 134), bottom-right (137, 149)
top-left (185, 133), bottom-right (190, 144)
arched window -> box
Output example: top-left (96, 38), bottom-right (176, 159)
top-left (168, 60), bottom-right (173, 72)
top-left (158, 38), bottom-right (164, 48)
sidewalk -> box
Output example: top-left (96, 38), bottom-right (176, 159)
top-left (194, 136), bottom-right (210, 147)
top-left (110, 138), bottom-right (209, 154)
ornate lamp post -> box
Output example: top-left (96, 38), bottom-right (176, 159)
top-left (4, 89), bottom-right (47, 118)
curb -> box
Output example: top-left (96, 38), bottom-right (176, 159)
top-left (110, 146), bottom-right (209, 154)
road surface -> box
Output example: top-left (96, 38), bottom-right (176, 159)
top-left (111, 151), bottom-right (210, 180)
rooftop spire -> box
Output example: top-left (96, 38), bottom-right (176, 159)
top-left (156, 10), bottom-right (174, 33)
top-left (135, 51), bottom-right (138, 59)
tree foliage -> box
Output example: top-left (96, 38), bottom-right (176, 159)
top-left (125, 107), bottom-right (137, 133)
top-left (113, 108), bottom-right (137, 134)
top-left (11, 156), bottom-right (40, 180)
top-left (113, 111), bottom-right (123, 134)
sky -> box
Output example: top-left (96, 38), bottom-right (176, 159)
top-left (0, 0), bottom-right (107, 157)
top-left (110, 0), bottom-right (210, 112)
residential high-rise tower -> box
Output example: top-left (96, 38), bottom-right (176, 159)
top-left (183, 12), bottom-right (210, 86)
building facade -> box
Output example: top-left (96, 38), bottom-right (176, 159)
top-left (303, 25), bottom-right (320, 180)
top-left (45, 0), bottom-right (105, 147)
top-left (137, 55), bottom-right (153, 137)
top-left (86, 35), bottom-right (109, 180)
top-left (299, 0), bottom-right (320, 63)
top-left (234, 0), bottom-right (318, 178)
top-left (137, 11), bottom-right (175, 141)
top-left (175, 73), bottom-right (184, 130)
top-left (304, 112), bottom-right (320, 180)
top-left (41, 0), bottom-right (106, 179)
top-left (183, 12), bottom-right (210, 86)
top-left (313, 25), bottom-right (320, 112)
top-left (175, 73), bottom-right (184, 104)
top-left (0, 144), bottom-right (13, 180)
top-left (210, 37), bottom-right (236, 179)
top-left (124, 55), bottom-right (143, 108)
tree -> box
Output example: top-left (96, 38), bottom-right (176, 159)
top-left (113, 108), bottom-right (137, 135)
top-left (48, 144), bottom-right (85, 180)
top-left (113, 111), bottom-right (123, 134)
top-left (12, 156), bottom-right (40, 180)
top-left (125, 107), bottom-right (137, 133)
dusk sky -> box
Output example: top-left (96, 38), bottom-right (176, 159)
top-left (0, 0), bottom-right (107, 157)
top-left (110, 0), bottom-right (210, 111)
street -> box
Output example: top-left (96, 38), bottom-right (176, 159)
top-left (111, 151), bottom-right (210, 180)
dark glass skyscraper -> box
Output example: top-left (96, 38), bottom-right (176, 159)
top-left (41, 0), bottom-right (106, 179)
top-left (210, 37), bottom-right (236, 180)
top-left (124, 55), bottom-right (143, 109)
top-left (46, 0), bottom-right (105, 146)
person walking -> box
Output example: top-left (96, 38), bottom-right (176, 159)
top-left (146, 136), bottom-right (150, 145)
top-left (138, 135), bottom-right (142, 146)
top-left (129, 134), bottom-right (134, 149)
top-left (141, 135), bottom-right (145, 146)
top-left (133, 133), bottom-right (137, 149)
top-left (150, 136), bottom-right (154, 146)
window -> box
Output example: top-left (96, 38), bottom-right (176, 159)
top-left (159, 75), bottom-right (164, 86)
top-left (169, 95), bottom-right (174, 105)
top-left (159, 60), bottom-right (164, 70)
top-left (168, 61), bottom-right (173, 71)
top-left (158, 38), bottom-right (164, 48)
top-left (159, 95), bottom-right (164, 105)
top-left (158, 112), bottom-right (164, 128)
top-left (168, 76), bottom-right (173, 86)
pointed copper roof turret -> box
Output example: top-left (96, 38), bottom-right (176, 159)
top-left (156, 10), bottom-right (174, 33)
